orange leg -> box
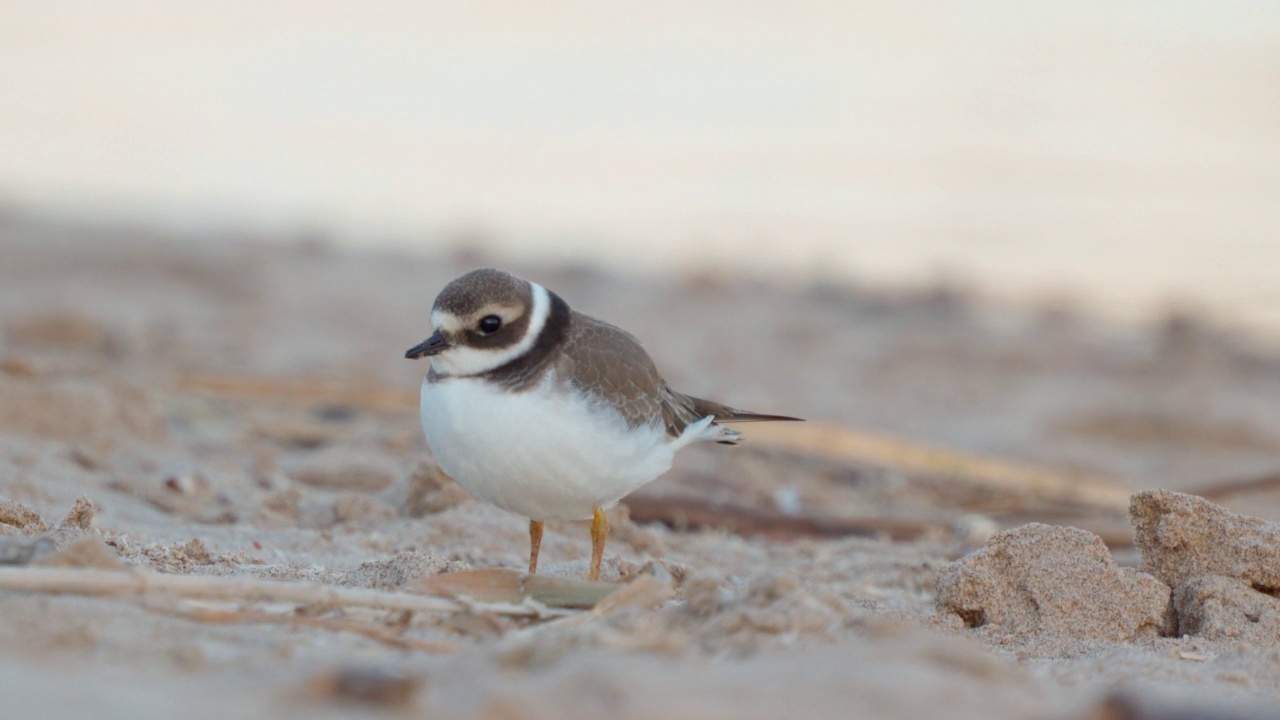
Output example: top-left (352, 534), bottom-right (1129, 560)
top-left (528, 519), bottom-right (544, 574)
top-left (589, 507), bottom-right (608, 581)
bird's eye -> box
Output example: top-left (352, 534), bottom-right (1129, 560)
top-left (478, 315), bottom-right (502, 334)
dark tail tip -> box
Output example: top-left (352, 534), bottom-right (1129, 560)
top-left (720, 412), bottom-right (805, 424)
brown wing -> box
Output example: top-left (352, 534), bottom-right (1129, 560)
top-left (559, 311), bottom-right (804, 439)
top-left (556, 312), bottom-right (669, 429)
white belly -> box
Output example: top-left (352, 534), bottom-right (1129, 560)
top-left (419, 373), bottom-right (675, 520)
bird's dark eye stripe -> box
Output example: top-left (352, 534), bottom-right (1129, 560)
top-left (478, 315), bottom-right (502, 334)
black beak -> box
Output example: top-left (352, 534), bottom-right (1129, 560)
top-left (405, 331), bottom-right (450, 359)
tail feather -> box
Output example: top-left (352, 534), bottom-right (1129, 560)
top-left (685, 395), bottom-right (804, 424)
top-left (662, 389), bottom-right (802, 445)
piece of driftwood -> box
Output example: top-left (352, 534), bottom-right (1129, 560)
top-left (741, 421), bottom-right (1131, 512)
top-left (0, 567), bottom-right (570, 618)
top-left (177, 374), bottom-right (414, 414)
top-left (1190, 471), bottom-right (1280, 501)
top-left (624, 493), bottom-right (940, 541)
top-left (149, 604), bottom-right (462, 653)
top-left (626, 493), bottom-right (1140, 548)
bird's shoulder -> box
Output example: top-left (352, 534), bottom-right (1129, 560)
top-left (555, 311), bottom-right (669, 428)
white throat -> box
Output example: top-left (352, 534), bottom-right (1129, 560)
top-left (429, 282), bottom-right (552, 377)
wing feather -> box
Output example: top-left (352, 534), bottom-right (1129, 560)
top-left (558, 311), bottom-right (803, 440)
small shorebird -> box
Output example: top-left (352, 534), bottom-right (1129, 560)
top-left (405, 269), bottom-right (801, 580)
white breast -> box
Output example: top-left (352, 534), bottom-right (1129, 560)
top-left (419, 372), bottom-right (676, 520)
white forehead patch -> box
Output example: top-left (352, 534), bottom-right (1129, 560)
top-left (430, 309), bottom-right (459, 333)
top-left (430, 282), bottom-right (551, 377)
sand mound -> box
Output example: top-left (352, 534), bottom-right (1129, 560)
top-left (1132, 489), bottom-right (1280, 641)
top-left (1173, 575), bottom-right (1280, 642)
top-left (1130, 489), bottom-right (1280, 592)
top-left (0, 498), bottom-right (48, 536)
top-left (940, 492), bottom-right (1280, 652)
top-left (935, 523), bottom-right (1172, 652)
top-left (0, 496), bottom-right (115, 568)
top-left (339, 551), bottom-right (470, 590)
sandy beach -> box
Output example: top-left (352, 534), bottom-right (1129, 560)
top-left (1, 215), bottom-right (1279, 718)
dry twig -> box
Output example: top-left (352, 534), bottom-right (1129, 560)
top-left (177, 374), bottom-right (413, 413)
top-left (742, 421), bottom-right (1131, 511)
top-left (624, 493), bottom-right (939, 541)
top-left (150, 603), bottom-right (462, 653)
top-left (0, 567), bottom-right (573, 619)
top-left (1191, 471), bottom-right (1280, 501)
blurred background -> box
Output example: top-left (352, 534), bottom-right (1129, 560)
top-left (2, 1), bottom-right (1279, 333)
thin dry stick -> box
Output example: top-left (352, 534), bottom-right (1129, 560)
top-left (177, 374), bottom-right (414, 414)
top-left (0, 567), bottom-right (573, 619)
top-left (1191, 471), bottom-right (1280, 501)
top-left (624, 492), bottom-right (940, 541)
top-left (743, 421), bottom-right (1132, 511)
top-left (151, 604), bottom-right (463, 653)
